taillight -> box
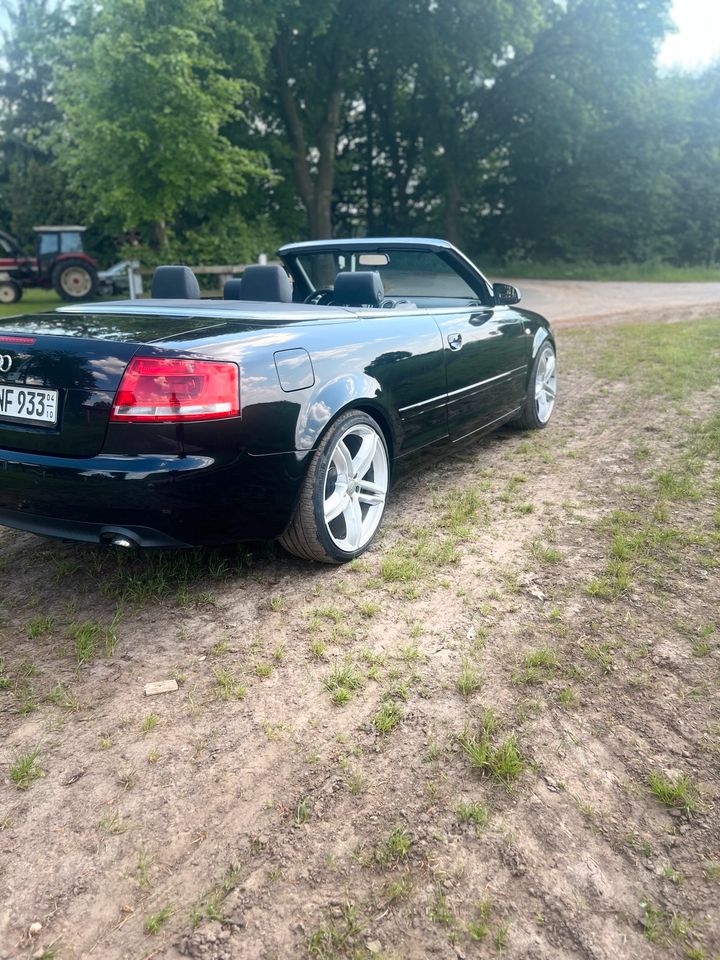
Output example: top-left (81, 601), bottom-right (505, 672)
top-left (110, 356), bottom-right (240, 423)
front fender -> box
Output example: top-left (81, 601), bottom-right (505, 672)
top-left (532, 326), bottom-right (552, 358)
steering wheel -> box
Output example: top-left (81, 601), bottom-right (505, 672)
top-left (304, 288), bottom-right (335, 305)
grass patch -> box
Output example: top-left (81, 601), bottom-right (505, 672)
top-left (324, 662), bottom-right (364, 705)
top-left (455, 800), bottom-right (490, 833)
top-left (457, 657), bottom-right (481, 697)
top-left (214, 669), bottom-right (246, 701)
top-left (307, 901), bottom-right (361, 959)
top-left (372, 701), bottom-right (402, 734)
top-left (145, 903), bottom-right (174, 935)
top-left (566, 317), bottom-right (720, 401)
top-left (68, 617), bottom-right (118, 666)
top-left (10, 748), bottom-right (44, 790)
top-left (513, 647), bottom-right (559, 685)
top-left (375, 826), bottom-right (413, 866)
top-left (648, 771), bottom-right (700, 814)
top-left (459, 711), bottom-right (524, 785)
top-left (191, 864), bottom-right (241, 927)
top-left (486, 259), bottom-right (720, 283)
top-left (0, 288), bottom-right (61, 318)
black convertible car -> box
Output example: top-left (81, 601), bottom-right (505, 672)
top-left (0, 239), bottom-right (556, 562)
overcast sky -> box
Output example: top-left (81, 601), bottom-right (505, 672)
top-left (658, 0), bottom-right (720, 72)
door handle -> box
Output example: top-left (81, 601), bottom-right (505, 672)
top-left (447, 333), bottom-right (463, 351)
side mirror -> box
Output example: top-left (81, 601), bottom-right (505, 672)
top-left (493, 282), bottom-right (521, 306)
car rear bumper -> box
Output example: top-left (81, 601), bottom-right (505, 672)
top-left (0, 448), bottom-right (312, 546)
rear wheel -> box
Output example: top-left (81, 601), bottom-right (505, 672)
top-left (0, 281), bottom-right (21, 304)
top-left (513, 340), bottom-right (557, 430)
top-left (52, 259), bottom-right (98, 301)
top-left (280, 410), bottom-right (390, 563)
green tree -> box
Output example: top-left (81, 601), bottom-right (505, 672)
top-left (0, 0), bottom-right (76, 245)
top-left (55, 0), bottom-right (270, 248)
top-left (478, 0), bottom-right (675, 262)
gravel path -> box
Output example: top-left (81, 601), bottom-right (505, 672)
top-left (509, 278), bottom-right (720, 327)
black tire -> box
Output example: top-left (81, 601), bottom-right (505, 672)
top-left (280, 410), bottom-right (390, 563)
top-left (0, 281), bottom-right (22, 305)
top-left (52, 259), bottom-right (99, 302)
top-left (512, 339), bottom-right (557, 430)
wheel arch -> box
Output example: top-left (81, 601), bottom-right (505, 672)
top-left (295, 373), bottom-right (399, 461)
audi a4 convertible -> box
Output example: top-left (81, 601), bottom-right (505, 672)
top-left (0, 238), bottom-right (556, 562)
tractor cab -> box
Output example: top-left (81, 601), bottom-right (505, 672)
top-left (0, 225), bottom-right (99, 304)
top-left (35, 225), bottom-right (87, 262)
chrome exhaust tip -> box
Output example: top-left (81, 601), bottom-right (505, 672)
top-left (110, 535), bottom-right (134, 549)
top-left (100, 528), bottom-right (140, 549)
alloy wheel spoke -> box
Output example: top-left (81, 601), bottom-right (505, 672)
top-left (332, 440), bottom-right (353, 480)
top-left (325, 488), bottom-right (348, 523)
top-left (342, 495), bottom-right (364, 549)
top-left (358, 491), bottom-right (385, 506)
top-left (352, 432), bottom-right (378, 480)
top-left (356, 478), bottom-right (384, 494)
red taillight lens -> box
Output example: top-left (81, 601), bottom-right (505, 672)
top-left (110, 357), bottom-right (240, 423)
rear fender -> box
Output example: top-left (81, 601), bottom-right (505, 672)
top-left (53, 253), bottom-right (98, 269)
top-left (295, 373), bottom-right (398, 453)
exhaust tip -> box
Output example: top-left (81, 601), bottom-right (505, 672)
top-left (100, 528), bottom-right (140, 549)
top-left (111, 535), bottom-right (134, 549)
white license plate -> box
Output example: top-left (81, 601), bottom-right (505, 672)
top-left (0, 384), bottom-right (58, 426)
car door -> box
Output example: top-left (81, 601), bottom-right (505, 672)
top-left (434, 305), bottom-right (529, 441)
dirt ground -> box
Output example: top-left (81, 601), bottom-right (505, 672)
top-left (0, 308), bottom-right (718, 960)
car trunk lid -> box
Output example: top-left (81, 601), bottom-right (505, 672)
top-left (0, 313), bottom-right (218, 457)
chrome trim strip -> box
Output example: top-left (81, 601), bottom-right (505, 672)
top-left (399, 364), bottom-right (527, 416)
top-left (447, 365), bottom-right (527, 398)
top-left (399, 392), bottom-right (448, 413)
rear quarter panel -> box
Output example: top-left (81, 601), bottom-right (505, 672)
top-left (155, 312), bottom-right (448, 459)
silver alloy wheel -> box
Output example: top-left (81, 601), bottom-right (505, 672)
top-left (60, 267), bottom-right (92, 297)
top-left (534, 343), bottom-right (557, 424)
top-left (323, 423), bottom-right (389, 552)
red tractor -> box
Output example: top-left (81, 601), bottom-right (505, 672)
top-left (0, 225), bottom-right (99, 304)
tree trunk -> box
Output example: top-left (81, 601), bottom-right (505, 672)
top-left (271, 31), bottom-right (341, 239)
top-left (154, 218), bottom-right (168, 250)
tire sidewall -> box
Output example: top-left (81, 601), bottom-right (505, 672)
top-left (310, 411), bottom-right (389, 562)
top-left (0, 282), bottom-right (21, 304)
top-left (52, 259), bottom-right (99, 302)
top-left (525, 340), bottom-right (557, 430)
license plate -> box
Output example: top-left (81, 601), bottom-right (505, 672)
top-left (0, 384), bottom-right (58, 426)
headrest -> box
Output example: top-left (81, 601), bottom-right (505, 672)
top-left (223, 279), bottom-right (244, 300)
top-left (233, 264), bottom-right (293, 302)
top-left (333, 271), bottom-right (384, 307)
top-left (151, 265), bottom-right (200, 299)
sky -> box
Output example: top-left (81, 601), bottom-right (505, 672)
top-left (658, 0), bottom-right (720, 72)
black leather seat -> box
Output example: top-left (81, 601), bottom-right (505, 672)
top-left (333, 271), bottom-right (384, 307)
top-left (224, 265), bottom-right (292, 302)
top-left (151, 265), bottom-right (201, 299)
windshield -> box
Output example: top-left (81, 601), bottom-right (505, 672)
top-left (295, 249), bottom-right (480, 300)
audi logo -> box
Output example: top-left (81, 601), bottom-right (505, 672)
top-left (0, 354), bottom-right (12, 374)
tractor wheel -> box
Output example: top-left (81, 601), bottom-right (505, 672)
top-left (52, 259), bottom-right (99, 302)
top-left (0, 282), bottom-right (22, 305)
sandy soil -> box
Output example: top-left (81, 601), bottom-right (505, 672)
top-left (0, 309), bottom-right (718, 960)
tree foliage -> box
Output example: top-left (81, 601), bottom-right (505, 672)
top-left (54, 0), bottom-right (269, 247)
top-left (0, 0), bottom-right (718, 266)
